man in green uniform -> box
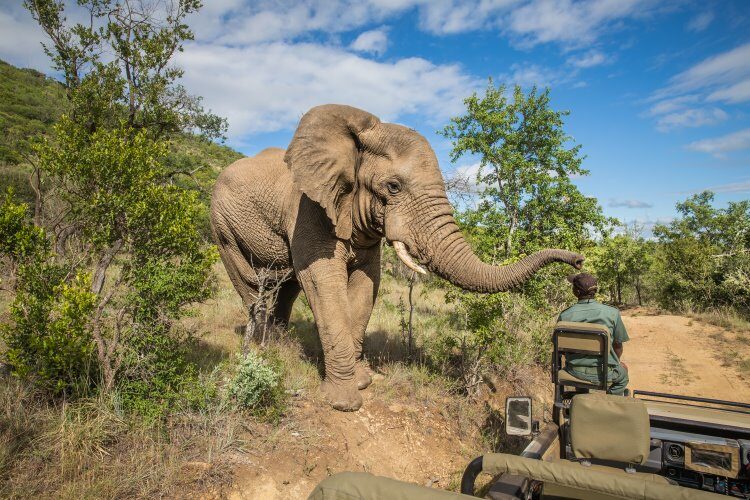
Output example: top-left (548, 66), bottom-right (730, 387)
top-left (558, 273), bottom-right (630, 395)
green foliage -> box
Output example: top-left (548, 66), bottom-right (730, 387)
top-left (427, 286), bottom-right (554, 394)
top-left (0, 193), bottom-right (96, 393)
top-left (226, 349), bottom-right (286, 419)
top-left (589, 227), bottom-right (654, 305)
top-left (0, 0), bottom-right (231, 413)
top-left (653, 192), bottom-right (750, 314)
top-left (0, 190), bottom-right (48, 266)
top-left (117, 326), bottom-right (216, 421)
top-left (441, 80), bottom-right (613, 261)
top-left (3, 271), bottom-right (97, 394)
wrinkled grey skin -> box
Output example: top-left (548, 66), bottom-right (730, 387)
top-left (211, 105), bottom-right (584, 411)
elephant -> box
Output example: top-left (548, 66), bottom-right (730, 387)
top-left (210, 104), bottom-right (584, 412)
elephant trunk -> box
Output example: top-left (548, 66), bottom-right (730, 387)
top-left (402, 200), bottom-right (583, 293)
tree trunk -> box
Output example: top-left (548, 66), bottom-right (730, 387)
top-left (91, 240), bottom-right (123, 295)
top-left (635, 276), bottom-right (642, 306)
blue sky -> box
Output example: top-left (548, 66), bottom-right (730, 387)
top-left (1, 0), bottom-right (749, 230)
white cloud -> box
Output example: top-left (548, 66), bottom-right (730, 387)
top-left (707, 78), bottom-right (750, 104)
top-left (647, 43), bottom-right (750, 132)
top-left (664, 42), bottom-right (750, 97)
top-left (505, 0), bottom-right (657, 48)
top-left (500, 62), bottom-right (565, 88)
top-left (350, 28), bottom-right (389, 55)
top-left (176, 42), bottom-right (480, 141)
top-left (567, 50), bottom-right (610, 69)
top-left (686, 11), bottom-right (713, 33)
top-left (655, 107), bottom-right (727, 132)
top-left (707, 180), bottom-right (750, 194)
top-left (189, 0), bottom-right (663, 49)
top-left (609, 199), bottom-right (653, 209)
top-left (687, 128), bottom-right (750, 157)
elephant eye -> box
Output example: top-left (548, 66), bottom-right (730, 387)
top-left (386, 181), bottom-right (401, 194)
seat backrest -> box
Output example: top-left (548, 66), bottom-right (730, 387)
top-left (569, 393), bottom-right (650, 465)
top-left (554, 321), bottom-right (610, 356)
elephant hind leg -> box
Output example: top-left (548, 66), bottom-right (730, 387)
top-left (269, 280), bottom-right (301, 329)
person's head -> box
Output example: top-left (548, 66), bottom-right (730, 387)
top-left (567, 273), bottom-right (598, 299)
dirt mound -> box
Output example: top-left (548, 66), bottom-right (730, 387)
top-left (224, 382), bottom-right (478, 499)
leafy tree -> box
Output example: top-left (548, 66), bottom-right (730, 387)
top-left (441, 81), bottom-right (611, 262)
top-left (429, 81), bottom-right (613, 391)
top-left (0, 0), bottom-right (224, 406)
top-left (590, 226), bottom-right (653, 305)
top-left (653, 192), bottom-right (750, 314)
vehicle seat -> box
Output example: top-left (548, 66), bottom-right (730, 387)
top-left (552, 322), bottom-right (611, 405)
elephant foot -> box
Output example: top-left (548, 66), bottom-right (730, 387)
top-left (354, 361), bottom-right (373, 390)
top-left (321, 378), bottom-right (362, 412)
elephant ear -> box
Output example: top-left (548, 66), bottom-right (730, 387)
top-left (285, 104), bottom-right (380, 240)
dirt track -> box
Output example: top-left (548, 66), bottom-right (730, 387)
top-left (622, 310), bottom-right (750, 402)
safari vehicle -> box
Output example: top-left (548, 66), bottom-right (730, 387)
top-left (458, 321), bottom-right (750, 499)
top-left (308, 322), bottom-right (750, 500)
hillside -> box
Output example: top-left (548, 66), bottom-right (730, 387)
top-left (0, 59), bottom-right (243, 204)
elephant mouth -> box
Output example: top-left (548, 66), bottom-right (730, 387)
top-left (392, 241), bottom-right (427, 275)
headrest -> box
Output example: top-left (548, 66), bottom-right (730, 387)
top-left (569, 393), bottom-right (650, 465)
top-left (554, 321), bottom-right (610, 335)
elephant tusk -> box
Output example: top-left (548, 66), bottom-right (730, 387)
top-left (393, 241), bottom-right (427, 275)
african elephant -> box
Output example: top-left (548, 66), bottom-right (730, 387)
top-left (210, 104), bottom-right (583, 411)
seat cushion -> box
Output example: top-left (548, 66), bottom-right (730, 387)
top-left (558, 369), bottom-right (599, 386)
top-left (569, 393), bottom-right (650, 465)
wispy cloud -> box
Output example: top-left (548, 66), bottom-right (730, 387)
top-left (663, 42), bottom-right (750, 100)
top-left (503, 0), bottom-right (660, 48)
top-left (706, 180), bottom-right (750, 194)
top-left (686, 128), bottom-right (750, 157)
top-left (609, 199), bottom-right (654, 209)
top-left (567, 49), bottom-right (611, 69)
top-left (350, 28), bottom-right (389, 56)
top-left (655, 107), bottom-right (727, 132)
top-left (686, 11), bottom-right (714, 33)
top-left (646, 42), bottom-right (750, 133)
top-left (499, 62), bottom-right (568, 89)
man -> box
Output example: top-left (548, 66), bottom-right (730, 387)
top-left (558, 272), bottom-right (630, 395)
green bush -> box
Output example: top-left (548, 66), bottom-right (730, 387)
top-left (226, 349), bottom-right (285, 419)
top-left (1, 192), bottom-right (97, 394)
top-left (427, 289), bottom-right (554, 395)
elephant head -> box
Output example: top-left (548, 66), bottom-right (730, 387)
top-left (285, 104), bottom-right (583, 292)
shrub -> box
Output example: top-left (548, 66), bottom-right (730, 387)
top-left (226, 349), bottom-right (285, 419)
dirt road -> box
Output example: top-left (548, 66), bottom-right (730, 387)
top-left (622, 310), bottom-right (750, 402)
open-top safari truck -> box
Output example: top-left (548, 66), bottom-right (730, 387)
top-left (308, 321), bottom-right (750, 500)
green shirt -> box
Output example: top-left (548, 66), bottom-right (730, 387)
top-left (557, 299), bottom-right (629, 368)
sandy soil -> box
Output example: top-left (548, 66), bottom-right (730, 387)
top-left (622, 309), bottom-right (750, 401)
top-left (223, 380), bottom-right (480, 499)
top-left (213, 310), bottom-right (749, 499)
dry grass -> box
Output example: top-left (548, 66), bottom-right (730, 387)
top-left (687, 307), bottom-right (750, 333)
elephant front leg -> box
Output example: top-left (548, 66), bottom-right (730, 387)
top-left (348, 247), bottom-right (380, 390)
top-left (295, 253), bottom-right (361, 411)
